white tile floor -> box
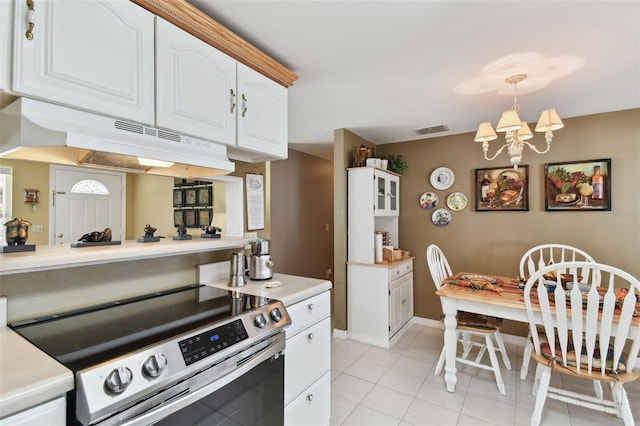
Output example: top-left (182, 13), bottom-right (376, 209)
top-left (330, 323), bottom-right (640, 426)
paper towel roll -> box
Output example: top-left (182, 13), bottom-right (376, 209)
top-left (375, 233), bottom-right (383, 262)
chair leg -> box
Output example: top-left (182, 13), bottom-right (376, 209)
top-left (493, 330), bottom-right (511, 370)
top-left (532, 363), bottom-right (543, 395)
top-left (612, 382), bottom-right (635, 425)
top-left (593, 380), bottom-right (603, 400)
top-left (521, 339), bottom-right (533, 380)
top-left (435, 346), bottom-right (445, 376)
top-left (530, 365), bottom-right (551, 426)
top-left (484, 334), bottom-right (505, 395)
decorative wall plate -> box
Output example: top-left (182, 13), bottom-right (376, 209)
top-left (430, 167), bottom-right (455, 190)
top-left (419, 191), bottom-right (439, 209)
top-left (446, 192), bottom-right (468, 211)
top-left (432, 208), bottom-right (452, 227)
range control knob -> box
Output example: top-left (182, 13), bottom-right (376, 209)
top-left (254, 313), bottom-right (268, 328)
top-left (104, 367), bottom-right (133, 394)
top-left (142, 353), bottom-right (167, 378)
top-left (270, 307), bottom-right (283, 323)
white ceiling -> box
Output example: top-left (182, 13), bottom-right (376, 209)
top-left (189, 0), bottom-right (640, 161)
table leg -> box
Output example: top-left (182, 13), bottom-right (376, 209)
top-left (441, 298), bottom-right (458, 392)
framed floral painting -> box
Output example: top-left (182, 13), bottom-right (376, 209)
top-left (544, 159), bottom-right (611, 211)
top-left (475, 166), bottom-right (529, 211)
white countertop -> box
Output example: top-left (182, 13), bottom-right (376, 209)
top-left (0, 237), bottom-right (252, 275)
top-left (0, 297), bottom-right (74, 418)
top-left (203, 273), bottom-right (333, 307)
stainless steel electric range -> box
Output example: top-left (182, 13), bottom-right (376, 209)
top-left (10, 285), bottom-right (291, 426)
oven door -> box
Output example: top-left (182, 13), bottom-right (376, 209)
top-left (106, 334), bottom-right (284, 426)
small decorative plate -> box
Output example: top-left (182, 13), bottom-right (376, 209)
top-left (446, 192), bottom-right (468, 211)
top-left (430, 167), bottom-right (455, 190)
top-left (419, 191), bottom-right (439, 209)
top-left (461, 274), bottom-right (497, 284)
top-left (432, 208), bottom-right (452, 227)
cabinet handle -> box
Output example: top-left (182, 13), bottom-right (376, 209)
top-left (307, 303), bottom-right (314, 311)
top-left (229, 89), bottom-right (236, 113)
top-left (307, 332), bottom-right (314, 340)
top-left (241, 93), bottom-right (248, 117)
top-left (307, 393), bottom-right (314, 402)
top-left (25, 0), bottom-right (35, 40)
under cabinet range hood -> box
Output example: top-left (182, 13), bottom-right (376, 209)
top-left (0, 98), bottom-right (235, 177)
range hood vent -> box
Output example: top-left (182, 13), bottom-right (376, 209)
top-left (0, 98), bottom-right (235, 178)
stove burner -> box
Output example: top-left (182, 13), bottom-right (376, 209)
top-left (75, 326), bottom-right (145, 350)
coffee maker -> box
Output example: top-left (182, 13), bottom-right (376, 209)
top-left (249, 239), bottom-right (273, 280)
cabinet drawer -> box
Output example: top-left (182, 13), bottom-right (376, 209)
top-left (286, 291), bottom-right (330, 337)
top-left (284, 371), bottom-right (330, 426)
top-left (388, 260), bottom-right (413, 281)
top-left (285, 317), bottom-right (331, 404)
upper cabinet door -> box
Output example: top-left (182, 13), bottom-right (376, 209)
top-left (0, 0), bottom-right (13, 91)
top-left (236, 63), bottom-right (288, 159)
top-left (156, 18), bottom-right (236, 145)
top-left (12, 0), bottom-right (154, 124)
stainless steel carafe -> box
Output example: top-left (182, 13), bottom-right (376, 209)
top-left (228, 252), bottom-right (248, 287)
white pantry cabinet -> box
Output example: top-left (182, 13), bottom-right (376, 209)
top-left (155, 18), bottom-right (236, 145)
top-left (347, 259), bottom-right (414, 348)
top-left (284, 291), bottom-right (331, 426)
top-left (347, 167), bottom-right (400, 264)
top-left (12, 0), bottom-right (155, 124)
top-left (0, 396), bottom-right (66, 426)
top-left (0, 0), bottom-right (13, 91)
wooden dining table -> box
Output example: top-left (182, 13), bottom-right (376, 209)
top-left (435, 272), bottom-right (640, 393)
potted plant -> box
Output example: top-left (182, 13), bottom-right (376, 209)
top-left (383, 154), bottom-right (408, 174)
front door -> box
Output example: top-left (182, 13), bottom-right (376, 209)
top-left (51, 166), bottom-right (125, 245)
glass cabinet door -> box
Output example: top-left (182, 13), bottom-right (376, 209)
top-left (388, 178), bottom-right (398, 213)
top-left (376, 174), bottom-right (386, 213)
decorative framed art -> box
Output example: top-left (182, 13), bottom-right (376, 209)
top-left (197, 186), bottom-right (212, 206)
top-left (184, 188), bottom-right (197, 206)
top-left (544, 158), bottom-right (611, 211)
top-left (173, 189), bottom-right (184, 207)
top-left (184, 209), bottom-right (197, 227)
top-left (173, 210), bottom-right (184, 228)
top-left (475, 165), bottom-right (529, 211)
top-left (198, 208), bottom-right (213, 227)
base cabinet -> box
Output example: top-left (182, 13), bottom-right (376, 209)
top-left (347, 259), bottom-right (414, 348)
top-left (284, 291), bottom-right (331, 426)
top-left (0, 396), bottom-right (66, 426)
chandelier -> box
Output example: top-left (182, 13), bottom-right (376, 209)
top-left (474, 74), bottom-right (563, 169)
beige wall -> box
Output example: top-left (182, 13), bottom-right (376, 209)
top-left (270, 149), bottom-right (334, 280)
top-left (337, 109), bottom-right (640, 336)
top-left (333, 130), bottom-right (376, 330)
top-left (0, 159), bottom-right (50, 245)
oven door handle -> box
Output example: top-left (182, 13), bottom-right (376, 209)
top-left (116, 338), bottom-right (284, 426)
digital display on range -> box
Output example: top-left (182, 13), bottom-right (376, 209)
top-left (178, 319), bottom-right (248, 366)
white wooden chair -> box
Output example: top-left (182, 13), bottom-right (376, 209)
top-left (523, 261), bottom-right (640, 426)
top-left (518, 243), bottom-right (597, 380)
top-left (427, 244), bottom-right (511, 395)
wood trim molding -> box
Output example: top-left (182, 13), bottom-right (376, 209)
top-left (131, 0), bottom-right (298, 87)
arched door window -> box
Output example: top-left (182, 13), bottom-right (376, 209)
top-left (71, 179), bottom-right (109, 195)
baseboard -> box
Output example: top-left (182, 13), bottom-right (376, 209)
top-left (332, 328), bottom-right (348, 340)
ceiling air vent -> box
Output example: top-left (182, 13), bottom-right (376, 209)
top-left (413, 123), bottom-right (451, 135)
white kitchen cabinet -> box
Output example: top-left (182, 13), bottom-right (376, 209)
top-left (231, 62), bottom-right (288, 162)
top-left (12, 0), bottom-right (155, 124)
top-left (347, 167), bottom-right (400, 264)
top-left (155, 18), bottom-right (236, 145)
top-left (284, 291), bottom-right (331, 426)
top-left (0, 396), bottom-right (66, 426)
top-left (347, 258), bottom-right (414, 348)
top-left (374, 169), bottom-right (399, 216)
top-left (156, 19), bottom-right (287, 161)
top-left (0, 0), bottom-right (13, 91)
